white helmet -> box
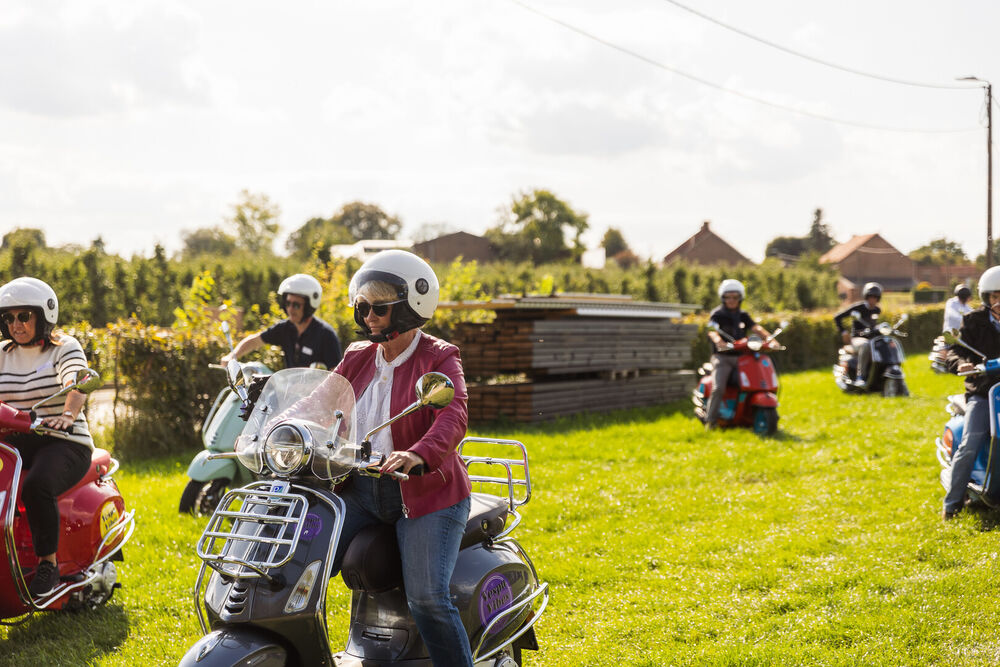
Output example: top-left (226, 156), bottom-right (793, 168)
top-left (978, 266), bottom-right (1000, 303)
top-left (278, 274), bottom-right (322, 309)
top-left (349, 250), bottom-right (439, 341)
top-left (0, 277), bottom-right (58, 324)
top-left (717, 278), bottom-right (745, 301)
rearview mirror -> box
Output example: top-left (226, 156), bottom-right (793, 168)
top-left (850, 310), bottom-right (862, 320)
top-left (899, 313), bottom-right (909, 322)
top-left (943, 329), bottom-right (960, 346)
top-left (415, 372), bottom-right (455, 410)
top-left (72, 368), bottom-right (102, 394)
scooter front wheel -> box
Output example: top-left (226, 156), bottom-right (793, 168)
top-left (179, 478), bottom-right (229, 516)
top-left (752, 407), bottom-right (778, 436)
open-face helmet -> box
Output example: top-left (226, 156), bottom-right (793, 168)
top-left (954, 283), bottom-right (972, 301)
top-left (862, 282), bottom-right (883, 300)
top-left (277, 274), bottom-right (322, 318)
top-left (0, 277), bottom-right (58, 344)
top-left (348, 250), bottom-right (439, 342)
top-left (717, 278), bottom-right (745, 306)
top-left (978, 266), bottom-right (1000, 305)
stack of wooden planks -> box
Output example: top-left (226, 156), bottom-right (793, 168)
top-left (452, 308), bottom-right (699, 423)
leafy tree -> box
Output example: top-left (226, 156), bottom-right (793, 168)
top-left (227, 190), bottom-right (280, 254)
top-left (2, 228), bottom-right (46, 250)
top-left (411, 221), bottom-right (456, 244)
top-left (331, 201), bottom-right (402, 242)
top-left (765, 236), bottom-right (807, 258)
top-left (601, 227), bottom-right (629, 257)
top-left (910, 237), bottom-right (969, 266)
top-left (486, 189), bottom-right (589, 264)
top-left (285, 217), bottom-right (353, 259)
top-left (181, 227), bottom-right (238, 258)
top-left (807, 208), bottom-right (835, 253)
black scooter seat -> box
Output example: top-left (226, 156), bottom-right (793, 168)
top-left (340, 492), bottom-right (509, 593)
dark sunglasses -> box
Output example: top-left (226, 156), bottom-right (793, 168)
top-left (1, 312), bottom-right (32, 324)
top-left (284, 300), bottom-right (305, 310)
top-left (355, 299), bottom-right (402, 318)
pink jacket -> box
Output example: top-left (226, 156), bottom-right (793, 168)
top-left (334, 333), bottom-right (471, 519)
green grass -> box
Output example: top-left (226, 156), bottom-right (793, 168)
top-left (2, 360), bottom-right (996, 666)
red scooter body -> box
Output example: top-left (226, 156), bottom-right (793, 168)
top-left (0, 401), bottom-right (134, 620)
top-left (693, 337), bottom-right (782, 435)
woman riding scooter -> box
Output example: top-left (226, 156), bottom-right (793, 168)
top-left (943, 266), bottom-right (1000, 520)
top-left (834, 282), bottom-right (882, 387)
top-left (331, 249), bottom-right (475, 665)
top-left (704, 278), bottom-right (776, 430)
top-left (0, 277), bottom-right (94, 597)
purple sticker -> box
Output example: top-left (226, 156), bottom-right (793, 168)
top-left (301, 513), bottom-right (322, 541)
top-left (478, 573), bottom-right (513, 633)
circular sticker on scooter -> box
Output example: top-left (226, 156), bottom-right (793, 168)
top-left (100, 501), bottom-right (120, 537)
top-left (478, 573), bottom-right (513, 634)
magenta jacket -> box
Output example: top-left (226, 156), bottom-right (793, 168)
top-left (334, 333), bottom-right (471, 519)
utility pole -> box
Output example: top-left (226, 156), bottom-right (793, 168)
top-left (959, 76), bottom-right (993, 266)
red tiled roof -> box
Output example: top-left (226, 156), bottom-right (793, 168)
top-left (819, 233), bottom-right (880, 264)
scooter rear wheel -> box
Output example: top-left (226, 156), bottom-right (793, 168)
top-left (179, 478), bottom-right (229, 516)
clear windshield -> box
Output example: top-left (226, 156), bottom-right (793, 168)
top-left (235, 368), bottom-right (358, 479)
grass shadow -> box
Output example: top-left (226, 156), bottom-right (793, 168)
top-left (0, 602), bottom-right (129, 667)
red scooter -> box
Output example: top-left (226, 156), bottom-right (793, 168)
top-left (0, 369), bottom-right (135, 623)
top-left (692, 322), bottom-right (787, 435)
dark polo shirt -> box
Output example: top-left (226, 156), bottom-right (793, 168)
top-left (261, 316), bottom-right (343, 369)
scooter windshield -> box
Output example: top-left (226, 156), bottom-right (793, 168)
top-left (234, 368), bottom-right (358, 480)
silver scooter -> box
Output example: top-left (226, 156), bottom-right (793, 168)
top-left (179, 363), bottom-right (548, 666)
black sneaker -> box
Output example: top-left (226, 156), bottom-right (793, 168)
top-left (28, 560), bottom-right (59, 597)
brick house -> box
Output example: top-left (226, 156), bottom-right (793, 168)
top-left (662, 221), bottom-right (753, 266)
top-left (412, 231), bottom-right (495, 264)
top-left (819, 233), bottom-right (915, 301)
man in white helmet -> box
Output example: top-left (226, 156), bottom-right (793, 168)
top-left (943, 266), bottom-right (1000, 519)
top-left (833, 281), bottom-right (883, 387)
top-left (222, 273), bottom-right (342, 369)
top-left (704, 278), bottom-right (775, 429)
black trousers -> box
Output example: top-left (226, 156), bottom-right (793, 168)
top-left (10, 433), bottom-right (92, 557)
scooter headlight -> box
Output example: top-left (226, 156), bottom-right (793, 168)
top-left (877, 322), bottom-right (893, 336)
top-left (747, 335), bottom-right (763, 352)
top-left (264, 422), bottom-right (311, 476)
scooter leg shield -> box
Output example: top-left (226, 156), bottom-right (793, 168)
top-left (186, 449), bottom-right (237, 483)
top-left (178, 628), bottom-right (287, 667)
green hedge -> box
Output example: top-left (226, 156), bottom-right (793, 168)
top-left (689, 306), bottom-right (944, 373)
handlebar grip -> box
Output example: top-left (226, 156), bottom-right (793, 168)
top-left (388, 470), bottom-right (409, 482)
top-left (408, 464), bottom-right (425, 477)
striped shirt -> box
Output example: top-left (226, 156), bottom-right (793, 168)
top-left (0, 334), bottom-right (93, 449)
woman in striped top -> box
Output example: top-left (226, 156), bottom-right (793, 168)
top-left (0, 277), bottom-right (94, 598)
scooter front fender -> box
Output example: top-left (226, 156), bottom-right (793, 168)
top-left (749, 392), bottom-right (778, 408)
top-left (186, 449), bottom-right (237, 483)
top-left (178, 628), bottom-right (288, 667)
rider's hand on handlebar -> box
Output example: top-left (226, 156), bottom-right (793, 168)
top-left (957, 362), bottom-right (976, 374)
top-left (380, 450), bottom-right (426, 476)
top-left (41, 414), bottom-right (75, 432)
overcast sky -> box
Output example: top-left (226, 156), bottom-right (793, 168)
top-left (2, 0), bottom-right (997, 262)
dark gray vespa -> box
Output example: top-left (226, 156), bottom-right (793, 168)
top-left (179, 363), bottom-right (548, 667)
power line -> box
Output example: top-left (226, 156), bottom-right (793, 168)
top-left (660, 0), bottom-right (973, 90)
top-left (507, 0), bottom-right (979, 134)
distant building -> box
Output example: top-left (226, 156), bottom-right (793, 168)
top-left (662, 221), bottom-right (753, 266)
top-left (412, 231), bottom-right (495, 264)
top-left (329, 239), bottom-right (413, 261)
top-left (819, 233), bottom-right (915, 301)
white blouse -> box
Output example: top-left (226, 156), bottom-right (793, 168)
top-left (355, 331), bottom-right (422, 458)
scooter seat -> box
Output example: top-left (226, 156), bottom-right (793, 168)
top-left (340, 493), bottom-right (511, 594)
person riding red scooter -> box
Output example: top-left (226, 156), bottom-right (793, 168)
top-left (693, 279), bottom-right (786, 436)
top-left (0, 277), bottom-right (135, 622)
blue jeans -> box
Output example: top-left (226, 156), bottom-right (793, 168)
top-left (944, 395), bottom-right (994, 513)
top-left (333, 474), bottom-right (473, 667)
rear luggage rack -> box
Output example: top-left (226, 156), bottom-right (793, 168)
top-left (459, 437), bottom-right (532, 541)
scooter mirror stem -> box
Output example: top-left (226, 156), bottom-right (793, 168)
top-left (708, 322), bottom-right (736, 343)
top-left (948, 334), bottom-right (988, 360)
top-left (363, 400), bottom-right (423, 445)
top-left (221, 321), bottom-right (234, 352)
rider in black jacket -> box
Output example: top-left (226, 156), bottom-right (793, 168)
top-left (943, 266), bottom-right (1000, 519)
top-left (833, 282), bottom-right (882, 386)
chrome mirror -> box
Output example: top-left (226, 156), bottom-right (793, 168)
top-left (415, 372), bottom-right (455, 410)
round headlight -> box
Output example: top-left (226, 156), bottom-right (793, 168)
top-left (747, 336), bottom-right (763, 352)
top-left (877, 322), bottom-right (893, 336)
top-left (264, 423), bottom-right (309, 476)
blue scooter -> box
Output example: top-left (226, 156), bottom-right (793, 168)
top-left (935, 331), bottom-right (1000, 507)
top-left (179, 322), bottom-right (272, 515)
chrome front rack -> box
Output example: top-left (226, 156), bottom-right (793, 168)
top-left (459, 437), bottom-right (532, 511)
top-left (195, 482), bottom-right (308, 581)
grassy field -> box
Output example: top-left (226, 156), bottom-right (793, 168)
top-left (2, 358), bottom-right (998, 666)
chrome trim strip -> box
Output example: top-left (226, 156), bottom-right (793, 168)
top-left (0, 442), bottom-right (31, 608)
